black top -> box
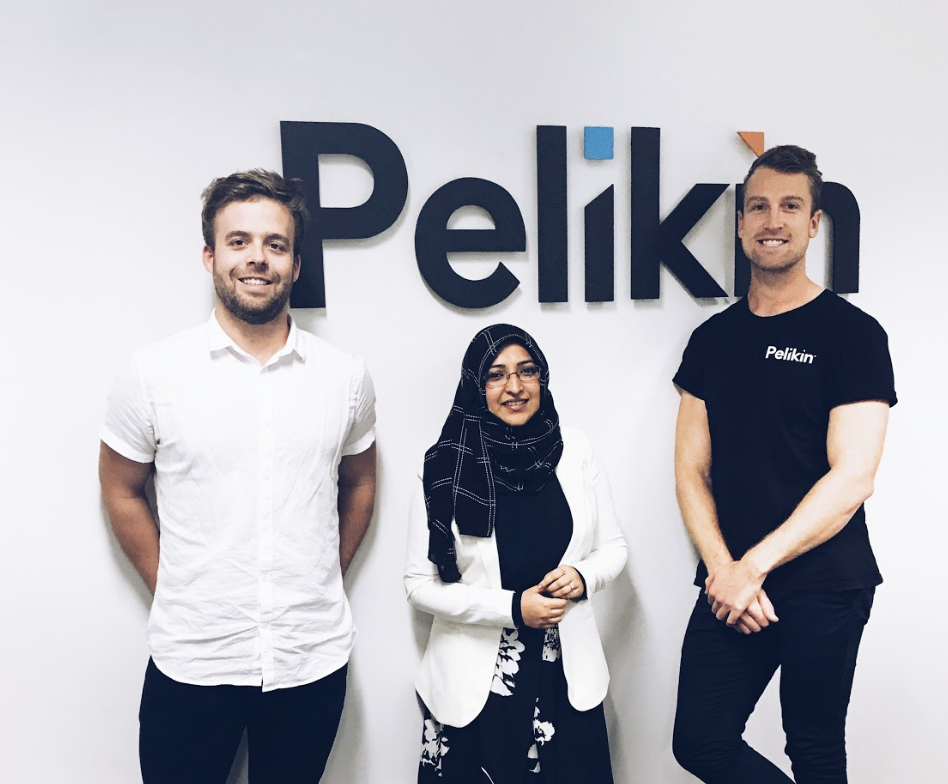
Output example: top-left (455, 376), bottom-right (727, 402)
top-left (674, 291), bottom-right (897, 598)
top-left (495, 474), bottom-right (573, 624)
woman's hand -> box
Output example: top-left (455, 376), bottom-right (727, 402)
top-left (520, 586), bottom-right (567, 628)
top-left (538, 565), bottom-right (585, 600)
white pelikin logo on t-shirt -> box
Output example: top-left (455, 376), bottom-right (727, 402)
top-left (765, 345), bottom-right (816, 364)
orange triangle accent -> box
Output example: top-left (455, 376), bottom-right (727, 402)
top-left (738, 131), bottom-right (765, 157)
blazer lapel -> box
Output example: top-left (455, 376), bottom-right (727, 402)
top-left (453, 519), bottom-right (503, 589)
top-left (555, 440), bottom-right (587, 564)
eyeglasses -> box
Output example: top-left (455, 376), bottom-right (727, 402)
top-left (484, 365), bottom-right (541, 388)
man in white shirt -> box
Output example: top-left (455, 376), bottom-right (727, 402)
top-left (99, 169), bottom-right (377, 783)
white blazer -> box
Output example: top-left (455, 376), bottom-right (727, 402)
top-left (405, 426), bottom-right (628, 728)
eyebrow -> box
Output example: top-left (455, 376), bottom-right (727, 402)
top-left (223, 230), bottom-right (291, 244)
top-left (489, 359), bottom-right (537, 369)
top-left (746, 195), bottom-right (806, 204)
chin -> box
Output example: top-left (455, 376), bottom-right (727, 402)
top-left (751, 257), bottom-right (800, 275)
top-left (499, 409), bottom-right (538, 427)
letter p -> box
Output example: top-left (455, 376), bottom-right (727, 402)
top-left (765, 346), bottom-right (777, 358)
top-left (281, 121), bottom-right (409, 308)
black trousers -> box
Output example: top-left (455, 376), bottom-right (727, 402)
top-left (139, 658), bottom-right (348, 784)
top-left (673, 587), bottom-right (874, 784)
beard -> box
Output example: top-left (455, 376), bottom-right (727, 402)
top-left (743, 239), bottom-right (807, 277)
top-left (213, 269), bottom-right (293, 326)
top-left (748, 253), bottom-right (802, 276)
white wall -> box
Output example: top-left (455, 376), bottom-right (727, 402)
top-left (2, 1), bottom-right (945, 782)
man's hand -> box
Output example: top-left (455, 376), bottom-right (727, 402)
top-left (705, 559), bottom-right (771, 628)
top-left (537, 565), bottom-right (585, 600)
top-left (728, 589), bottom-right (779, 634)
top-left (521, 585), bottom-right (567, 629)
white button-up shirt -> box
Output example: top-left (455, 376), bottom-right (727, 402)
top-left (101, 313), bottom-right (375, 691)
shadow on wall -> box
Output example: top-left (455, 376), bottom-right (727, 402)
top-left (226, 732), bottom-right (248, 784)
top-left (595, 565), bottom-right (652, 779)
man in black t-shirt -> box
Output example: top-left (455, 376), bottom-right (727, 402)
top-left (671, 146), bottom-right (896, 784)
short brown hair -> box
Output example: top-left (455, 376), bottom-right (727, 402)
top-left (743, 145), bottom-right (822, 214)
top-left (201, 169), bottom-right (309, 256)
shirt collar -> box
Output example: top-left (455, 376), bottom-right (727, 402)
top-left (205, 310), bottom-right (307, 364)
top-left (283, 316), bottom-right (306, 362)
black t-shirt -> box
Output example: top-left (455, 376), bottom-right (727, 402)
top-left (673, 290), bottom-right (897, 597)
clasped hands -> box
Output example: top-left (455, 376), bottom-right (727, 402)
top-left (705, 559), bottom-right (779, 635)
top-left (521, 565), bottom-right (585, 629)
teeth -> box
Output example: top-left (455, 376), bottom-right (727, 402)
top-left (761, 239), bottom-right (785, 246)
top-left (240, 278), bottom-right (270, 285)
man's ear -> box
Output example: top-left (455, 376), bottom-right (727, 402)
top-left (809, 209), bottom-right (822, 239)
top-left (202, 245), bottom-right (214, 274)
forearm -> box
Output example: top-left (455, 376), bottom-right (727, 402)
top-left (676, 470), bottom-right (732, 573)
top-left (689, 471), bottom-right (772, 626)
top-left (338, 481), bottom-right (375, 575)
top-left (571, 542), bottom-right (626, 595)
top-left (403, 479), bottom-right (514, 626)
top-left (406, 578), bottom-right (516, 627)
top-left (674, 392), bottom-right (733, 574)
top-left (99, 443), bottom-right (159, 594)
top-left (743, 466), bottom-right (874, 578)
top-left (569, 449), bottom-right (628, 594)
top-left (337, 443), bottom-right (377, 575)
top-left (105, 497), bottom-right (160, 594)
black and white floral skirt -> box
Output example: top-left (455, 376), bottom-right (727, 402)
top-left (418, 625), bottom-right (614, 784)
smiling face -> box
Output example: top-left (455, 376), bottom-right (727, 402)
top-left (484, 343), bottom-right (542, 426)
top-left (738, 167), bottom-right (822, 276)
top-left (202, 198), bottom-right (300, 325)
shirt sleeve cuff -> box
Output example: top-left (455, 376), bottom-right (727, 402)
top-left (341, 426), bottom-right (376, 457)
top-left (512, 591), bottom-right (524, 627)
top-left (99, 426), bottom-right (155, 464)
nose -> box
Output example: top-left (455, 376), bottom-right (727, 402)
top-left (505, 372), bottom-right (524, 393)
top-left (764, 207), bottom-right (784, 230)
top-left (247, 240), bottom-right (268, 266)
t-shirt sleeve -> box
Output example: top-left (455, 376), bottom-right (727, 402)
top-left (828, 314), bottom-right (898, 409)
top-left (99, 354), bottom-right (157, 463)
top-left (673, 324), bottom-right (707, 400)
top-left (342, 359), bottom-right (377, 456)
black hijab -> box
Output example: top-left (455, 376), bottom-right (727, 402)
top-left (423, 324), bottom-right (564, 583)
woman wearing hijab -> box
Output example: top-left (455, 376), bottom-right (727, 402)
top-left (405, 324), bottom-right (628, 783)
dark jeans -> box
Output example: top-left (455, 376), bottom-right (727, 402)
top-left (673, 587), bottom-right (874, 784)
top-left (139, 658), bottom-right (348, 784)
